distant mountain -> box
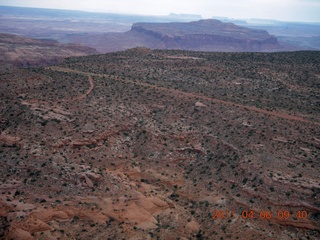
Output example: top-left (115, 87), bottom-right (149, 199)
top-left (0, 6), bottom-right (202, 40)
top-left (0, 33), bottom-right (97, 67)
top-left (65, 19), bottom-right (284, 52)
top-left (168, 13), bottom-right (202, 21)
top-left (213, 17), bottom-right (320, 50)
top-left (131, 20), bottom-right (282, 51)
top-left (2, 6), bottom-right (316, 52)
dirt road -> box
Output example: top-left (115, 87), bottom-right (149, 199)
top-left (46, 66), bottom-right (94, 101)
top-left (48, 66), bottom-right (319, 125)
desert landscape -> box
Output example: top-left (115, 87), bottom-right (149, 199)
top-left (1, 6), bottom-right (320, 53)
top-left (0, 48), bottom-right (319, 239)
top-left (0, 33), bottom-right (97, 67)
top-left (1, 2), bottom-right (320, 239)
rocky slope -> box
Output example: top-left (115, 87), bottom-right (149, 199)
top-left (0, 49), bottom-right (319, 239)
top-left (0, 33), bottom-right (97, 67)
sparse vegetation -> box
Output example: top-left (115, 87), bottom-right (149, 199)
top-left (0, 49), bottom-right (319, 239)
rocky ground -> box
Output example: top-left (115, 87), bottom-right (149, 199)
top-left (0, 33), bottom-right (97, 67)
top-left (0, 49), bottom-right (319, 239)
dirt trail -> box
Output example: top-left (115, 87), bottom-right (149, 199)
top-left (48, 66), bottom-right (319, 125)
top-left (46, 66), bottom-right (94, 102)
top-left (69, 75), bottom-right (94, 101)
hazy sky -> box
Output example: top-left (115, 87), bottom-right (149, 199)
top-left (1, 0), bottom-right (320, 22)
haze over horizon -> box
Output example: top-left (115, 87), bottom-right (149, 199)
top-left (1, 0), bottom-right (320, 23)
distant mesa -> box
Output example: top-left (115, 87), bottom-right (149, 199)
top-left (67, 19), bottom-right (283, 53)
top-left (167, 13), bottom-right (202, 21)
top-left (0, 18), bottom-right (285, 66)
top-left (2, 6), bottom-right (318, 53)
top-left (129, 19), bottom-right (281, 52)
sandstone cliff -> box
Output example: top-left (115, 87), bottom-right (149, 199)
top-left (130, 19), bottom-right (281, 51)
